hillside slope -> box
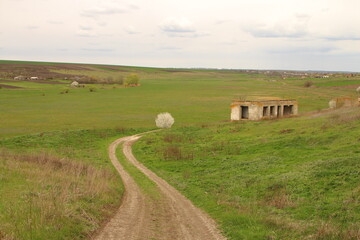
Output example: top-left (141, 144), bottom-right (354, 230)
top-left (134, 107), bottom-right (360, 239)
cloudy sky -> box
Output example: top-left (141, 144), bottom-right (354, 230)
top-left (1, 0), bottom-right (360, 71)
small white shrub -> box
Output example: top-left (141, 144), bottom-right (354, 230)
top-left (155, 112), bottom-right (174, 128)
top-left (356, 86), bottom-right (360, 94)
top-left (70, 81), bottom-right (79, 87)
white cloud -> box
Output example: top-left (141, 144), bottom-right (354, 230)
top-left (214, 19), bottom-right (233, 25)
top-left (159, 17), bottom-right (210, 38)
top-left (124, 26), bottom-right (139, 34)
top-left (220, 40), bottom-right (239, 46)
top-left (97, 22), bottom-right (107, 27)
top-left (81, 48), bottom-right (114, 52)
top-left (81, 3), bottom-right (138, 18)
top-left (246, 25), bottom-right (306, 38)
top-left (128, 4), bottom-right (139, 10)
top-left (323, 35), bottom-right (360, 41)
top-left (79, 25), bottom-right (92, 30)
top-left (82, 7), bottom-right (126, 17)
top-left (244, 14), bottom-right (310, 38)
top-left (159, 46), bottom-right (182, 51)
top-left (76, 29), bottom-right (97, 37)
top-left (160, 17), bottom-right (195, 33)
top-left (268, 46), bottom-right (337, 54)
top-left (48, 20), bottom-right (63, 25)
top-left (26, 25), bottom-right (39, 30)
top-left (166, 32), bottom-right (210, 38)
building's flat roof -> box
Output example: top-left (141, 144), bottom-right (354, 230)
top-left (232, 99), bottom-right (296, 103)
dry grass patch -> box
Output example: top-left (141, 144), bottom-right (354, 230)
top-left (313, 222), bottom-right (341, 240)
top-left (329, 108), bottom-right (360, 124)
top-left (263, 215), bottom-right (311, 236)
top-left (304, 81), bottom-right (314, 88)
top-left (311, 222), bottom-right (360, 240)
top-left (264, 184), bottom-right (297, 209)
top-left (163, 133), bottom-right (183, 143)
top-left (0, 149), bottom-right (119, 240)
top-left (161, 145), bottom-right (194, 161)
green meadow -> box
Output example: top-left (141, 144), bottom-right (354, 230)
top-left (0, 60), bottom-right (359, 239)
top-left (1, 60), bottom-right (358, 137)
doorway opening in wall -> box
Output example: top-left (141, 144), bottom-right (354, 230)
top-left (284, 105), bottom-right (293, 115)
top-left (270, 106), bottom-right (275, 116)
top-left (263, 106), bottom-right (268, 117)
top-left (277, 105), bottom-right (281, 117)
top-left (241, 106), bottom-right (249, 119)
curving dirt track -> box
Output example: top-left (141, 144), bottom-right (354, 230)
top-left (94, 133), bottom-right (226, 240)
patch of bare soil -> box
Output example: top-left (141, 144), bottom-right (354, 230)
top-left (94, 134), bottom-right (226, 240)
top-left (0, 84), bottom-right (22, 89)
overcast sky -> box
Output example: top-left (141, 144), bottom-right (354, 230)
top-left (1, 0), bottom-right (360, 71)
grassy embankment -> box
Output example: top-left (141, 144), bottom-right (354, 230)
top-left (0, 127), bottom-right (147, 239)
top-left (134, 108), bottom-right (360, 240)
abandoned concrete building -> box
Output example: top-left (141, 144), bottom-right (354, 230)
top-left (231, 99), bottom-right (298, 121)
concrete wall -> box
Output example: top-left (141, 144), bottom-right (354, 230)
top-left (230, 105), bottom-right (240, 121)
top-left (231, 100), bottom-right (298, 121)
top-left (292, 104), bottom-right (299, 115)
top-left (329, 100), bottom-right (337, 108)
top-left (249, 104), bottom-right (262, 120)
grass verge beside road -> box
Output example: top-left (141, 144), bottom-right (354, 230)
top-left (0, 128), bottom-right (146, 240)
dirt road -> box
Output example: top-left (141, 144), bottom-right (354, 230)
top-left (94, 133), bottom-right (226, 240)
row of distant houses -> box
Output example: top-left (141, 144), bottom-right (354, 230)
top-left (314, 75), bottom-right (330, 78)
top-left (14, 75), bottom-right (39, 81)
top-left (259, 70), bottom-right (334, 80)
top-left (14, 75), bottom-right (85, 81)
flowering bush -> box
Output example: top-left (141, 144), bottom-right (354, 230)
top-left (155, 112), bottom-right (174, 128)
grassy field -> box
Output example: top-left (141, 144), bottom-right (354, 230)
top-left (0, 60), bottom-right (359, 137)
top-left (0, 127), bottom-right (147, 239)
top-left (1, 60), bottom-right (360, 239)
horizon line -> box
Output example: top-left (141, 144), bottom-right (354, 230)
top-left (0, 59), bottom-right (358, 74)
